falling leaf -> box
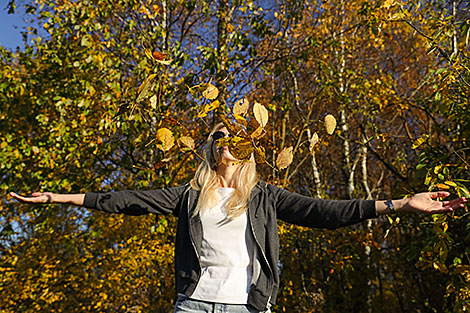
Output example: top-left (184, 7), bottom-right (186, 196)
top-left (156, 128), bottom-right (174, 151)
top-left (220, 115), bottom-right (245, 136)
top-left (153, 157), bottom-right (172, 170)
top-left (155, 59), bottom-right (173, 65)
top-left (178, 136), bottom-right (195, 150)
top-left (383, 0), bottom-right (395, 8)
top-left (309, 132), bottom-right (319, 154)
top-left (324, 114), bottom-right (336, 135)
top-left (152, 51), bottom-right (167, 60)
top-left (411, 134), bottom-right (429, 149)
top-left (149, 95), bottom-right (157, 109)
top-left (202, 83), bottom-right (219, 100)
top-left (229, 137), bottom-right (254, 160)
top-left (233, 98), bottom-right (249, 116)
top-left (251, 126), bottom-right (264, 140)
top-left (254, 146), bottom-right (266, 164)
top-left (253, 102), bottom-right (268, 128)
top-left (234, 114), bottom-right (247, 126)
top-left (276, 146), bottom-right (293, 169)
top-left (198, 100), bottom-right (220, 117)
top-left (163, 116), bottom-right (181, 126)
top-left (136, 74), bottom-right (157, 103)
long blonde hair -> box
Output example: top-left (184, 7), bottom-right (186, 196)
top-left (190, 123), bottom-right (259, 219)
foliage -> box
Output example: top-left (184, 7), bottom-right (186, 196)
top-left (0, 0), bottom-right (469, 312)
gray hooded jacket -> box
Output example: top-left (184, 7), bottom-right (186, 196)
top-left (83, 181), bottom-right (377, 311)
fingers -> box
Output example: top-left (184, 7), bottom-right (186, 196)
top-left (9, 191), bottom-right (48, 203)
top-left (429, 191), bottom-right (451, 199)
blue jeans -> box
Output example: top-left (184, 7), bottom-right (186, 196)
top-left (173, 294), bottom-right (270, 313)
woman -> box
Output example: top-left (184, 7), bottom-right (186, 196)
top-left (10, 123), bottom-right (467, 313)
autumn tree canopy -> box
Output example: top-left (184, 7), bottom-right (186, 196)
top-left (1, 0), bottom-right (469, 312)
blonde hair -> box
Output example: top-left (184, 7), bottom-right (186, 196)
top-left (190, 123), bottom-right (259, 219)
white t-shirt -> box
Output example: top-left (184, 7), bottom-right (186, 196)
top-left (190, 187), bottom-right (255, 304)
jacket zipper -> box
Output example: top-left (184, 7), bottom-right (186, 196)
top-left (248, 210), bottom-right (274, 309)
top-left (187, 191), bottom-right (202, 284)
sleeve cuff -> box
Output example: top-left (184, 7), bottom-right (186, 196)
top-left (83, 192), bottom-right (98, 209)
top-left (363, 199), bottom-right (378, 219)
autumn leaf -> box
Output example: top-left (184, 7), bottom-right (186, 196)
top-left (136, 74), bottom-right (157, 103)
top-left (411, 134), bottom-right (429, 149)
top-left (152, 51), bottom-right (167, 60)
top-left (254, 146), bottom-right (266, 164)
top-left (156, 128), bottom-right (174, 151)
top-left (233, 98), bottom-right (249, 116)
top-left (220, 115), bottom-right (245, 136)
top-left (178, 136), bottom-right (195, 151)
top-left (198, 100), bottom-right (220, 118)
top-left (228, 136), bottom-right (254, 160)
top-left (324, 114), bottom-right (336, 135)
top-left (202, 83), bottom-right (219, 100)
top-left (309, 132), bottom-right (319, 154)
top-left (276, 146), bottom-right (293, 169)
top-left (253, 101), bottom-right (268, 128)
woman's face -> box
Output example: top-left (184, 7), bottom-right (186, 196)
top-left (213, 127), bottom-right (239, 163)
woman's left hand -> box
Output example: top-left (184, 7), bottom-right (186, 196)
top-left (401, 191), bottom-right (467, 214)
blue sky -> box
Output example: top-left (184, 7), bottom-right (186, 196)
top-left (0, 3), bottom-right (28, 50)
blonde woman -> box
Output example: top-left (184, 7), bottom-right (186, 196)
top-left (10, 123), bottom-right (467, 313)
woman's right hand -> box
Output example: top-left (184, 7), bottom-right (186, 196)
top-left (9, 192), bottom-right (55, 204)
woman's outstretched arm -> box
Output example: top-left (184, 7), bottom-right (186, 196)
top-left (9, 191), bottom-right (85, 206)
top-left (375, 191), bottom-right (467, 215)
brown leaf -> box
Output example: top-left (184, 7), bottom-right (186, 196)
top-left (253, 102), bottom-right (268, 128)
top-left (156, 128), bottom-right (174, 151)
top-left (152, 51), bottom-right (167, 60)
top-left (233, 98), bottom-right (249, 116)
top-left (276, 146), bottom-right (293, 169)
top-left (324, 114), bottom-right (336, 135)
top-left (153, 157), bottom-right (171, 170)
top-left (202, 83), bottom-right (219, 100)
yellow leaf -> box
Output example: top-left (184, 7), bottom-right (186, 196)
top-left (228, 137), bottom-right (254, 160)
top-left (137, 74), bottom-right (157, 103)
top-left (324, 114), bottom-right (336, 135)
top-left (156, 128), bottom-right (174, 151)
top-left (233, 98), bottom-right (249, 116)
top-left (198, 100), bottom-right (220, 117)
top-left (382, 0), bottom-right (395, 8)
top-left (309, 132), bottom-right (319, 153)
top-left (254, 146), bottom-right (266, 164)
top-left (276, 146), bottom-right (293, 170)
top-left (155, 59), bottom-right (173, 65)
top-left (253, 101), bottom-right (268, 128)
top-left (178, 136), bottom-right (195, 150)
top-left (202, 83), bottom-right (219, 100)
top-left (251, 126), bottom-right (264, 140)
top-left (411, 134), bottom-right (429, 149)
top-left (144, 48), bottom-right (153, 60)
top-left (150, 95), bottom-right (157, 109)
top-left (234, 114), bottom-right (247, 126)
